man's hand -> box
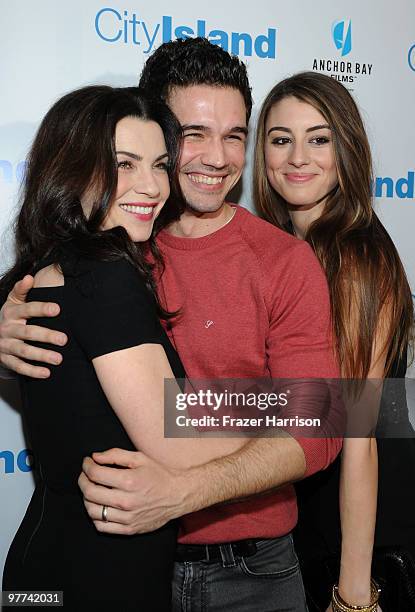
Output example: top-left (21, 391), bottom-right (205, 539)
top-left (79, 448), bottom-right (190, 535)
top-left (79, 438), bottom-right (309, 536)
top-left (0, 276), bottom-right (66, 378)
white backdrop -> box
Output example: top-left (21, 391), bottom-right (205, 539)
top-left (1, 0), bottom-right (414, 595)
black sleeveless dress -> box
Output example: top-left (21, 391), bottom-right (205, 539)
top-left (294, 354), bottom-right (415, 611)
top-left (2, 248), bottom-right (185, 611)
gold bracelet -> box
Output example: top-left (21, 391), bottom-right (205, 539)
top-left (332, 579), bottom-right (380, 612)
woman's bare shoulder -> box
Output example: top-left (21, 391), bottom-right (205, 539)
top-left (33, 264), bottom-right (64, 288)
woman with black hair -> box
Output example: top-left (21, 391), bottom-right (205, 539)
top-left (1, 85), bottom-right (245, 611)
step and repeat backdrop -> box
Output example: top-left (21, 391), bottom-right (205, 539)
top-left (1, 0), bottom-right (414, 589)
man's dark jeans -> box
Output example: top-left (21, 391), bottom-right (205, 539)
top-left (172, 533), bottom-right (308, 611)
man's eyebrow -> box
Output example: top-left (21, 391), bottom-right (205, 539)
top-left (267, 124), bottom-right (331, 136)
top-left (181, 124), bottom-right (209, 132)
top-left (231, 126), bottom-right (249, 136)
top-left (182, 124), bottom-right (248, 136)
top-left (116, 150), bottom-right (141, 160)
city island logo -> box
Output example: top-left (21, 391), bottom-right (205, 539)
top-left (0, 448), bottom-right (33, 474)
top-left (94, 7), bottom-right (276, 59)
top-left (312, 19), bottom-right (373, 87)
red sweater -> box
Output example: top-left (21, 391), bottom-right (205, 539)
top-left (156, 205), bottom-right (341, 544)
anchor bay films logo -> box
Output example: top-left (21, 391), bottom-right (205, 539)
top-left (332, 19), bottom-right (352, 56)
top-left (312, 19), bottom-right (373, 89)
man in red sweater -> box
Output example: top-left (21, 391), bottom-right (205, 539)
top-left (0, 39), bottom-right (341, 610)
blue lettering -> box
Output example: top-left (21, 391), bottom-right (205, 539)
top-left (0, 450), bottom-right (14, 474)
top-left (396, 172), bottom-right (414, 198)
top-left (95, 7), bottom-right (122, 43)
top-left (129, 12), bottom-right (141, 45)
top-left (0, 160), bottom-right (27, 183)
top-left (175, 25), bottom-right (194, 40)
top-left (375, 176), bottom-right (394, 198)
top-left (16, 161), bottom-right (27, 183)
top-left (209, 29), bottom-right (229, 51)
top-left (95, 13), bottom-right (277, 59)
top-left (0, 448), bottom-right (33, 474)
top-left (162, 16), bottom-right (172, 43)
top-left (231, 32), bottom-right (253, 57)
top-left (196, 20), bottom-right (206, 38)
top-left (142, 22), bottom-right (159, 53)
top-left (0, 449), bottom-right (34, 474)
top-left (123, 10), bottom-right (128, 43)
top-left (17, 449), bottom-right (33, 473)
top-left (0, 160), bottom-right (13, 182)
top-left (373, 173), bottom-right (415, 199)
top-left (255, 29), bottom-right (276, 59)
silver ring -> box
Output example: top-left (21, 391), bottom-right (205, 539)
top-left (102, 505), bottom-right (108, 522)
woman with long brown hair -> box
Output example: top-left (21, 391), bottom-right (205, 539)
top-left (254, 71), bottom-right (414, 611)
top-left (0, 85), bottom-right (247, 610)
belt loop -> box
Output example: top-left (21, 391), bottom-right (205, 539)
top-left (219, 544), bottom-right (237, 568)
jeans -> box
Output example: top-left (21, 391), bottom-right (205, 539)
top-left (172, 533), bottom-right (308, 611)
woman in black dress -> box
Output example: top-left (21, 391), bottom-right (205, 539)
top-left (253, 72), bottom-right (414, 611)
top-left (1, 86), bottom-right (245, 610)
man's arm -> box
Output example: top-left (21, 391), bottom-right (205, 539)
top-left (0, 276), bottom-right (66, 378)
top-left (79, 241), bottom-right (343, 535)
top-left (79, 436), bottom-right (306, 535)
top-left (264, 240), bottom-right (344, 478)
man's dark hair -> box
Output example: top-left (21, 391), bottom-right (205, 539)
top-left (139, 37), bottom-right (253, 122)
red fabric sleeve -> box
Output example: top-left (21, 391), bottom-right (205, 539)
top-left (265, 240), bottom-right (343, 476)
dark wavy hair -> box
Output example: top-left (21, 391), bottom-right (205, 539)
top-left (0, 85), bottom-right (184, 317)
top-left (139, 37), bottom-right (253, 123)
top-left (254, 72), bottom-right (413, 378)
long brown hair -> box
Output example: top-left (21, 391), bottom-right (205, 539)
top-left (254, 71), bottom-right (413, 377)
top-left (0, 86), bottom-right (184, 318)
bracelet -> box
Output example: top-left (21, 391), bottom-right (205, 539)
top-left (332, 579), bottom-right (380, 612)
